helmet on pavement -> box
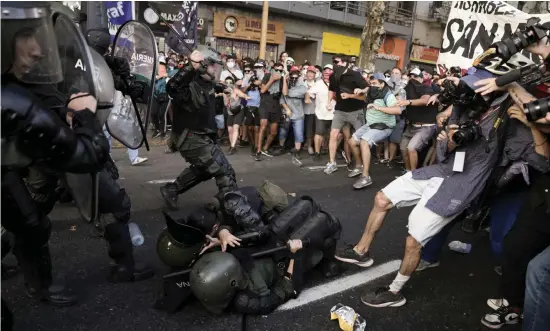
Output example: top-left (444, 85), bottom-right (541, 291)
top-left (156, 227), bottom-right (204, 268)
top-left (190, 251), bottom-right (248, 314)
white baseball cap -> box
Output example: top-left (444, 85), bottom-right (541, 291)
top-left (323, 64), bottom-right (333, 70)
top-left (409, 67), bottom-right (422, 76)
top-left (159, 56), bottom-right (166, 64)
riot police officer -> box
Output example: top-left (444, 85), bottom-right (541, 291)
top-left (1, 1), bottom-right (109, 314)
top-left (160, 46), bottom-right (238, 209)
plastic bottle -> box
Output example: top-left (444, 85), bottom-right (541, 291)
top-left (128, 222), bottom-right (144, 247)
top-left (448, 240), bottom-right (471, 254)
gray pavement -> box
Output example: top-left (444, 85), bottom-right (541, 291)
top-left (3, 145), bottom-right (521, 331)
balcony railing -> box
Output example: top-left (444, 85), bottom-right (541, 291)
top-left (327, 1), bottom-right (413, 27)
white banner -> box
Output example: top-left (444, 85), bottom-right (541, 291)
top-left (436, 1), bottom-right (550, 75)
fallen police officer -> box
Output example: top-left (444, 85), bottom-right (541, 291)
top-left (154, 181), bottom-right (342, 314)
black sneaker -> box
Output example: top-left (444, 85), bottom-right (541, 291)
top-left (254, 152), bottom-right (262, 161)
top-left (361, 286), bottom-right (407, 308)
top-left (481, 305), bottom-right (520, 329)
top-left (108, 264), bottom-right (155, 283)
top-left (152, 130), bottom-right (161, 138)
top-left (273, 147), bottom-right (286, 156)
top-left (334, 246), bottom-right (374, 267)
top-left (313, 153), bottom-right (321, 162)
top-left (261, 150), bottom-right (273, 157)
top-left (228, 147), bottom-right (237, 155)
top-left (26, 284), bottom-right (78, 307)
top-left (292, 149), bottom-right (303, 167)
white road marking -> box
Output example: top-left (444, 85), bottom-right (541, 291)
top-left (306, 164), bottom-right (348, 171)
top-left (277, 259), bottom-right (401, 311)
top-left (146, 179), bottom-right (175, 184)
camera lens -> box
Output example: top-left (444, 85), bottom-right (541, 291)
top-left (524, 97), bottom-right (550, 122)
top-left (452, 124), bottom-right (481, 146)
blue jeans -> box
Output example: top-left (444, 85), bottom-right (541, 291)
top-left (524, 246), bottom-right (550, 331)
top-left (103, 125), bottom-right (139, 162)
top-left (421, 193), bottom-right (524, 263)
top-left (279, 118), bottom-right (305, 143)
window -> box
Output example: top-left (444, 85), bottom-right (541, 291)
top-left (215, 38), bottom-right (279, 63)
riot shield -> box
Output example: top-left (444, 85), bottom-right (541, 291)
top-left (109, 20), bottom-right (157, 149)
top-left (53, 12), bottom-right (96, 102)
top-left (52, 12), bottom-right (100, 223)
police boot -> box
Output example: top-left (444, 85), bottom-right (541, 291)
top-left (15, 244), bottom-right (77, 307)
top-left (160, 183), bottom-right (179, 210)
top-left (104, 223), bottom-right (154, 283)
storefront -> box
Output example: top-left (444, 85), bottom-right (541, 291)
top-left (137, 1), bottom-right (207, 54)
top-left (320, 32), bottom-right (361, 65)
top-left (409, 44), bottom-right (440, 73)
top-left (375, 35), bottom-right (407, 72)
top-left (212, 12), bottom-right (284, 63)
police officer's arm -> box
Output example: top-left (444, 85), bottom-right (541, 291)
top-left (166, 65), bottom-right (196, 104)
top-left (2, 88), bottom-right (109, 173)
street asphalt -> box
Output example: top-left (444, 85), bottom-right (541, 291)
top-left (2, 143), bottom-right (522, 331)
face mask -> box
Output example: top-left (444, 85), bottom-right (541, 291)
top-left (302, 69), bottom-right (308, 77)
top-left (367, 86), bottom-right (385, 101)
top-left (390, 74), bottom-right (401, 83)
top-left (227, 62), bottom-right (235, 69)
top-left (289, 76), bottom-right (299, 87)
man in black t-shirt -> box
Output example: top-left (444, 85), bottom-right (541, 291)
top-left (396, 68), bottom-right (437, 172)
top-left (324, 55), bottom-right (367, 175)
top-left (255, 62), bottom-right (285, 160)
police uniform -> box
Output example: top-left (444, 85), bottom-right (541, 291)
top-left (160, 48), bottom-right (237, 209)
top-left (1, 2), bottom-right (110, 313)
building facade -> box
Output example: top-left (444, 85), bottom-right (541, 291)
top-left (135, 1), bottom-right (415, 70)
top-left (408, 1), bottom-right (450, 72)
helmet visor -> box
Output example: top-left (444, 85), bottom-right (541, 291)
top-left (1, 12), bottom-right (62, 84)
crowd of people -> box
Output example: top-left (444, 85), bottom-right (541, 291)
top-left (150, 45), bottom-right (550, 330)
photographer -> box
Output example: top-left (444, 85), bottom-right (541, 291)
top-left (242, 62), bottom-right (263, 155)
top-left (334, 68), bottom-right (549, 308)
top-left (472, 40), bottom-right (550, 330)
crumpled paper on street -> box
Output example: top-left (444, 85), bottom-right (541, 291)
top-left (330, 303), bottom-right (366, 331)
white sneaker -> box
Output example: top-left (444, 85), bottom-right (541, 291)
top-left (324, 162), bottom-right (338, 174)
top-left (487, 298), bottom-right (509, 311)
top-left (131, 156), bottom-right (148, 166)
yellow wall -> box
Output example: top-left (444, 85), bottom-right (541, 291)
top-left (321, 32), bottom-right (360, 55)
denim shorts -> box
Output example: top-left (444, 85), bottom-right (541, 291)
top-left (279, 118), bottom-right (305, 143)
top-left (352, 124), bottom-right (393, 147)
top-left (214, 114), bottom-right (224, 130)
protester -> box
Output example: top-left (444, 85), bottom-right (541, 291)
top-left (152, 60), bottom-right (170, 138)
top-left (256, 62), bottom-right (285, 161)
top-left (303, 66), bottom-right (318, 155)
top-left (306, 64), bottom-right (334, 162)
top-left (220, 54), bottom-right (244, 82)
top-left (385, 67), bottom-right (407, 166)
top-left (224, 76), bottom-right (250, 155)
top-left (347, 73), bottom-right (400, 189)
top-left (396, 67), bottom-right (437, 173)
top-left (279, 66), bottom-right (307, 166)
top-left (324, 54), bottom-right (367, 174)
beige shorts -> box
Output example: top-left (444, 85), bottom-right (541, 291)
top-left (381, 172), bottom-right (459, 246)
